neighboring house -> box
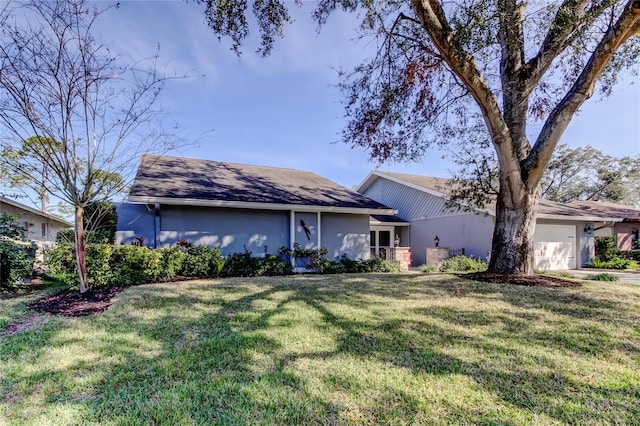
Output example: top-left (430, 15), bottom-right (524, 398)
top-left (567, 201), bottom-right (640, 250)
top-left (0, 196), bottom-right (72, 242)
top-left (357, 171), bottom-right (619, 270)
top-left (0, 196), bottom-right (73, 255)
top-left (115, 155), bottom-right (396, 261)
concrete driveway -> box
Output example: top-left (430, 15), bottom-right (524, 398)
top-left (562, 269), bottom-right (640, 284)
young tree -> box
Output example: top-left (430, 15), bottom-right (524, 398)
top-left (199, 0), bottom-right (640, 274)
top-left (0, 0), bottom-right (180, 292)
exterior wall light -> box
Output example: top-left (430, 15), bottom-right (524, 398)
top-left (434, 235), bottom-right (440, 247)
top-left (584, 224), bottom-right (593, 234)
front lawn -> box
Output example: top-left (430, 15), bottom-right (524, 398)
top-left (1, 274), bottom-right (639, 425)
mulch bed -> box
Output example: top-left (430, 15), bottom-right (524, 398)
top-left (464, 272), bottom-right (581, 288)
top-left (28, 286), bottom-right (124, 317)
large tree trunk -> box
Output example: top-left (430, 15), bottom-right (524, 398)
top-left (488, 183), bottom-right (539, 274)
top-left (74, 206), bottom-right (88, 293)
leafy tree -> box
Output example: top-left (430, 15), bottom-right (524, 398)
top-left (447, 141), bottom-right (640, 208)
top-left (199, 0), bottom-right (640, 274)
top-left (0, 0), bottom-right (181, 292)
top-left (541, 146), bottom-right (640, 205)
top-left (0, 214), bottom-right (26, 240)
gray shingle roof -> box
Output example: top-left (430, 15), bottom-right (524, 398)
top-left (128, 155), bottom-right (394, 213)
top-left (567, 200), bottom-right (640, 221)
top-left (371, 171), bottom-right (620, 221)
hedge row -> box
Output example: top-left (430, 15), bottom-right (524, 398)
top-left (0, 240), bottom-right (36, 288)
top-left (47, 244), bottom-right (402, 289)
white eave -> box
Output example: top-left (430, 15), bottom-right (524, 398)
top-left (537, 213), bottom-right (623, 222)
top-left (127, 196), bottom-right (398, 216)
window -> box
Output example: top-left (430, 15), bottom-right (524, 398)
top-left (41, 222), bottom-right (47, 238)
top-left (633, 229), bottom-right (639, 250)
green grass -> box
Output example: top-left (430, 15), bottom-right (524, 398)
top-left (1, 274), bottom-right (639, 425)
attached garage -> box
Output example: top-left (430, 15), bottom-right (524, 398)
top-left (534, 224), bottom-right (576, 270)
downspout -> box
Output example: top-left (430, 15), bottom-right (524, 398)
top-left (317, 211), bottom-right (321, 250)
top-left (154, 203), bottom-right (160, 249)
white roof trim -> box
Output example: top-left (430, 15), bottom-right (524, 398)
top-left (127, 196), bottom-right (398, 216)
top-left (0, 196), bottom-right (73, 227)
top-left (537, 214), bottom-right (623, 222)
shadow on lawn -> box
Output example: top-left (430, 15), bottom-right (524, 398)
top-left (2, 275), bottom-right (638, 424)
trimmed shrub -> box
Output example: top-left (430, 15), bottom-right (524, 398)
top-left (419, 264), bottom-right (438, 273)
top-left (594, 236), bottom-right (619, 262)
top-left (439, 255), bottom-right (488, 272)
top-left (110, 245), bottom-right (161, 286)
top-left (254, 254), bottom-right (293, 276)
top-left (182, 246), bottom-right (224, 278)
top-left (0, 239), bottom-right (36, 287)
top-left (46, 243), bottom-right (78, 286)
top-left (620, 250), bottom-right (640, 263)
top-left (86, 244), bottom-right (114, 287)
top-left (364, 257), bottom-right (402, 272)
top-left (158, 247), bottom-right (187, 280)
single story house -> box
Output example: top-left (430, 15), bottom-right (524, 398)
top-left (356, 171), bottom-right (619, 270)
top-left (0, 196), bottom-right (72, 242)
top-left (115, 155), bottom-right (396, 262)
top-left (567, 201), bottom-right (640, 250)
top-left (0, 196), bottom-right (73, 257)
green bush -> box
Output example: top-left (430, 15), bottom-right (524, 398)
top-left (47, 243), bottom-right (116, 288)
top-left (0, 240), bottom-right (35, 287)
top-left (110, 245), bottom-right (161, 286)
top-left (364, 257), bottom-right (401, 272)
top-left (585, 273), bottom-right (619, 282)
top-left (594, 236), bottom-right (619, 262)
top-left (158, 247), bottom-right (187, 280)
top-left (588, 257), bottom-right (638, 270)
top-left (182, 246), bottom-right (224, 278)
top-left (46, 243), bottom-right (78, 286)
top-left (419, 264), bottom-right (438, 273)
top-left (86, 244), bottom-right (114, 287)
top-left (254, 254), bottom-right (292, 276)
top-left (620, 250), bottom-right (640, 262)
top-left (439, 255), bottom-right (488, 272)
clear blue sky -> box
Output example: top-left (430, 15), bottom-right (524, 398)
top-left (14, 0), bottom-right (640, 209)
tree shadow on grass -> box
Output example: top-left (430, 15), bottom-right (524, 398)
top-left (2, 275), bottom-right (639, 424)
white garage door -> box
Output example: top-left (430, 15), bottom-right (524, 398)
top-left (534, 224), bottom-right (576, 270)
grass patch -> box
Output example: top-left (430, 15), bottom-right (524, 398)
top-left (585, 273), bottom-right (620, 282)
top-left (1, 274), bottom-right (639, 425)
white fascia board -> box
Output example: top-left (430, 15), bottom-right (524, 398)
top-left (354, 171), bottom-right (378, 193)
top-left (127, 196), bottom-right (397, 216)
top-left (0, 197), bottom-right (73, 227)
top-left (537, 214), bottom-right (623, 222)
top-left (369, 219), bottom-right (411, 226)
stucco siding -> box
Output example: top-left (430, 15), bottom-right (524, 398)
top-left (410, 214), bottom-right (494, 265)
top-left (115, 203), bottom-right (156, 246)
top-left (321, 213), bottom-right (370, 260)
top-left (362, 179), bottom-right (451, 221)
top-left (158, 206), bottom-right (289, 255)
